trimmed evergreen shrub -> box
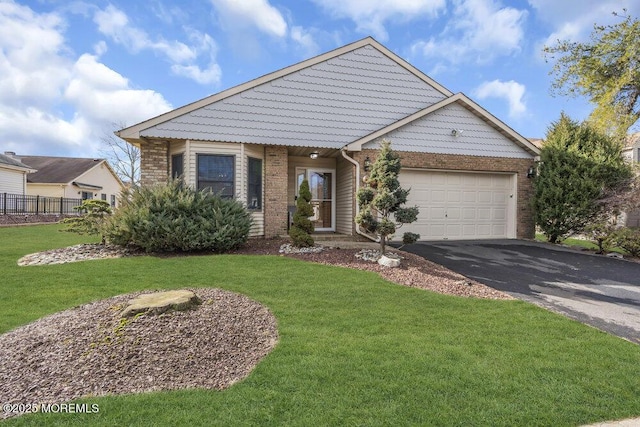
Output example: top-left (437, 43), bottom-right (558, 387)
top-left (105, 180), bottom-right (252, 253)
top-left (355, 139), bottom-right (419, 254)
top-left (289, 179), bottom-right (314, 247)
top-left (61, 199), bottom-right (112, 244)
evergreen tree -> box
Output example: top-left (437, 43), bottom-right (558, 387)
top-left (533, 114), bottom-right (633, 243)
top-left (289, 179), bottom-right (315, 247)
top-left (544, 11), bottom-right (640, 137)
top-left (62, 199), bottom-right (113, 244)
top-left (355, 139), bottom-right (419, 254)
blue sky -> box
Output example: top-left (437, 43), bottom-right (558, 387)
top-left (2, 0), bottom-right (638, 158)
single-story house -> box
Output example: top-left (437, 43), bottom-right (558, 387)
top-left (14, 155), bottom-right (124, 208)
top-left (0, 152), bottom-right (37, 195)
top-left (117, 37), bottom-right (540, 241)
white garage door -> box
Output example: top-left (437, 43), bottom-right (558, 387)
top-left (396, 170), bottom-right (516, 241)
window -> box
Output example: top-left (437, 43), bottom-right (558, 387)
top-left (101, 193), bottom-right (107, 201)
top-left (247, 157), bottom-right (262, 210)
top-left (172, 153), bottom-right (184, 179)
top-left (197, 154), bottom-right (234, 198)
top-left (111, 194), bottom-right (116, 208)
top-left (81, 191), bottom-right (93, 200)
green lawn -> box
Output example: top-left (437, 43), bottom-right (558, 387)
top-left (2, 225), bottom-right (640, 426)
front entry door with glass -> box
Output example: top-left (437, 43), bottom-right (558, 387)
top-left (296, 168), bottom-right (335, 231)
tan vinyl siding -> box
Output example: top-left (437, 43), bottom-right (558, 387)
top-left (244, 144), bottom-right (265, 237)
top-left (187, 140), bottom-right (265, 237)
top-left (26, 183), bottom-right (64, 197)
top-left (335, 154), bottom-right (354, 235)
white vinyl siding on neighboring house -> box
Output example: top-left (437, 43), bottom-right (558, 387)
top-left (0, 168), bottom-right (27, 194)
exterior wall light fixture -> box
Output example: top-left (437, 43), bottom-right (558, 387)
top-left (309, 152), bottom-right (319, 159)
top-left (363, 156), bottom-right (372, 172)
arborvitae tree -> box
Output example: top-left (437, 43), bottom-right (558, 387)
top-left (289, 179), bottom-right (314, 247)
top-left (355, 139), bottom-right (419, 254)
top-left (533, 114), bottom-right (633, 243)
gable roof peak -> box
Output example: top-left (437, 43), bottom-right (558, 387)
top-left (117, 37), bottom-right (453, 142)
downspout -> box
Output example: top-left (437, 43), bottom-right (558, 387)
top-left (340, 148), bottom-right (379, 242)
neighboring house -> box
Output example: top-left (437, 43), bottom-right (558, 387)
top-left (622, 132), bottom-right (640, 227)
top-left (10, 155), bottom-right (124, 208)
top-left (622, 132), bottom-right (640, 163)
top-left (117, 37), bottom-right (540, 241)
top-left (0, 152), bottom-right (36, 195)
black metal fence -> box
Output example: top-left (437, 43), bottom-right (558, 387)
top-left (1, 193), bottom-right (83, 215)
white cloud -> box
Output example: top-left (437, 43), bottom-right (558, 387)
top-left (93, 4), bottom-right (220, 85)
top-left (474, 79), bottom-right (527, 118)
top-left (411, 0), bottom-right (527, 66)
top-left (529, 0), bottom-right (640, 58)
top-left (210, 0), bottom-right (287, 37)
top-left (311, 0), bottom-right (446, 41)
top-left (0, 1), bottom-right (70, 108)
top-left (290, 26), bottom-right (320, 56)
top-left (64, 54), bottom-right (172, 124)
top-left (0, 1), bottom-right (173, 157)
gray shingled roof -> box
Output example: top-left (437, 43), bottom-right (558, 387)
top-left (0, 153), bottom-right (34, 170)
top-left (140, 44), bottom-right (449, 149)
top-left (20, 156), bottom-right (104, 184)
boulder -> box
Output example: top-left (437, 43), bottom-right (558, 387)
top-left (378, 253), bottom-right (401, 268)
top-left (121, 290), bottom-right (201, 318)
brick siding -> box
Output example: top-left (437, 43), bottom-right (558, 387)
top-left (264, 146), bottom-right (288, 237)
top-left (140, 140), bottom-right (169, 187)
top-left (353, 150), bottom-right (536, 239)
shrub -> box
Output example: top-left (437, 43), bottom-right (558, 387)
top-left (61, 199), bottom-right (112, 244)
top-left (105, 180), bottom-right (252, 253)
top-left (612, 228), bottom-right (640, 257)
top-left (583, 221), bottom-right (617, 254)
top-left (533, 114), bottom-right (632, 243)
top-left (289, 179), bottom-right (314, 247)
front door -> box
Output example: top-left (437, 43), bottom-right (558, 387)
top-left (296, 168), bottom-right (335, 232)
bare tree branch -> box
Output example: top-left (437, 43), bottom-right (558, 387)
top-left (100, 121), bottom-right (140, 187)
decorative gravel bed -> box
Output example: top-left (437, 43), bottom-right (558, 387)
top-left (0, 288), bottom-right (278, 419)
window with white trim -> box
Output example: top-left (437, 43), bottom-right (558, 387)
top-left (197, 154), bottom-right (234, 198)
top-left (247, 157), bottom-right (262, 210)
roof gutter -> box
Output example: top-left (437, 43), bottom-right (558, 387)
top-left (340, 148), bottom-right (379, 243)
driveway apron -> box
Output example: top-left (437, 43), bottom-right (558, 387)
top-left (400, 240), bottom-right (640, 344)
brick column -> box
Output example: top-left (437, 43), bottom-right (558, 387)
top-left (264, 146), bottom-right (288, 238)
top-left (140, 140), bottom-right (169, 187)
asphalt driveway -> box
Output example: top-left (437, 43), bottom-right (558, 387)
top-left (400, 240), bottom-right (640, 344)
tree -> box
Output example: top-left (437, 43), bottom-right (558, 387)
top-left (100, 121), bottom-right (140, 187)
top-left (544, 11), bottom-right (640, 137)
top-left (355, 139), bottom-right (419, 254)
top-left (61, 199), bottom-right (113, 244)
top-left (533, 114), bottom-right (633, 243)
top-left (289, 179), bottom-right (314, 247)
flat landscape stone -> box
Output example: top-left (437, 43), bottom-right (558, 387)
top-left (378, 254), bottom-right (401, 268)
top-left (121, 290), bottom-right (201, 318)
